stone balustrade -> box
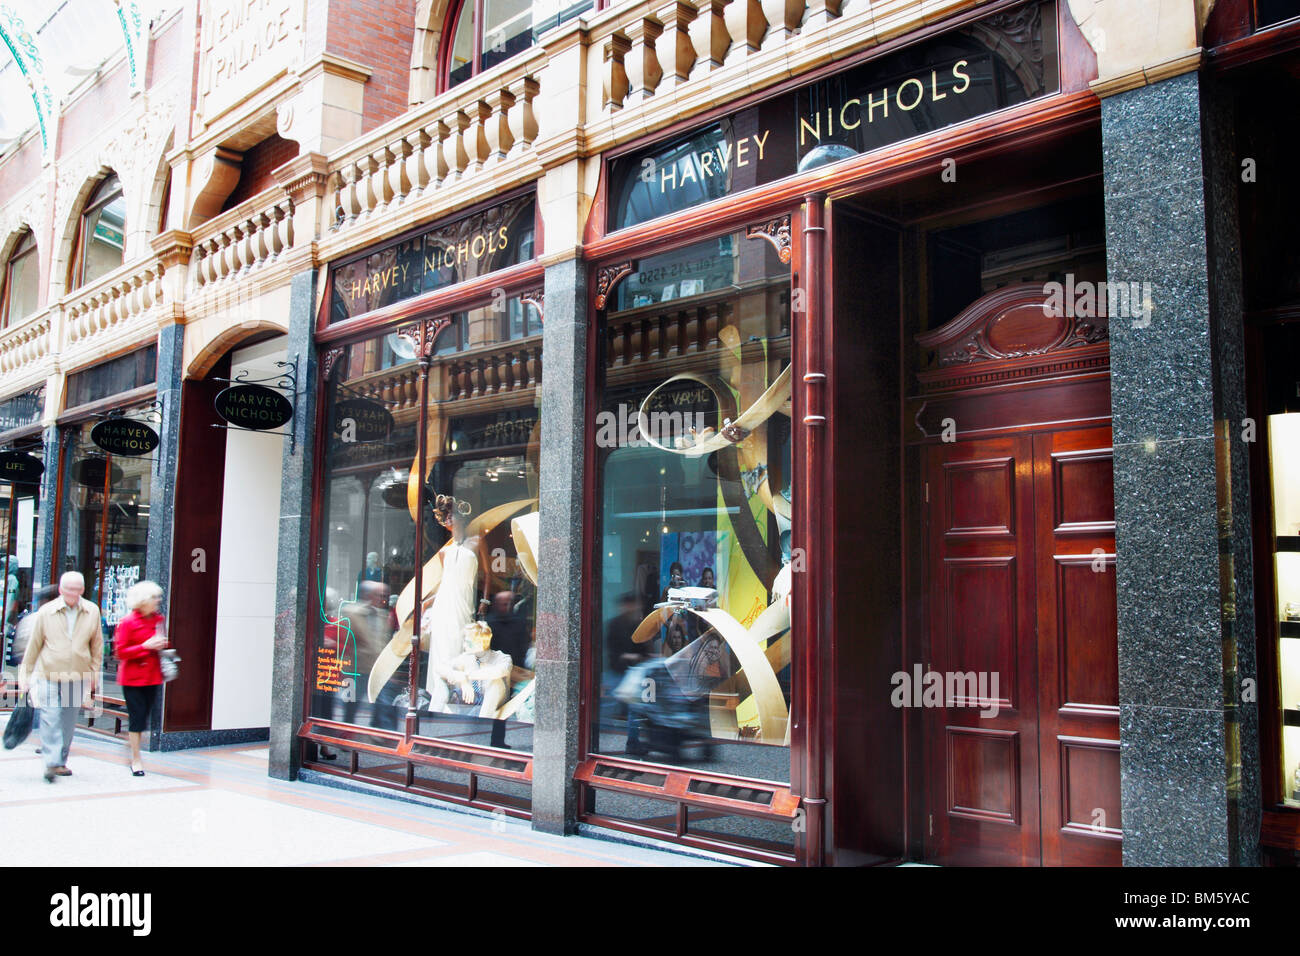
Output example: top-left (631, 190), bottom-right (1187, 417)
top-left (597, 0), bottom-right (830, 112)
top-left (0, 310), bottom-right (52, 384)
top-left (63, 261), bottom-right (166, 349)
top-left (327, 60), bottom-right (543, 236)
top-left (190, 190), bottom-right (297, 291)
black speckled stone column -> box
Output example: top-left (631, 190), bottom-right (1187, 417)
top-left (31, 424), bottom-right (60, 590)
top-left (268, 270), bottom-right (319, 781)
top-left (146, 323), bottom-right (185, 755)
top-left (146, 323), bottom-right (184, 595)
top-left (530, 256), bottom-right (587, 835)
top-left (1103, 71), bottom-right (1259, 866)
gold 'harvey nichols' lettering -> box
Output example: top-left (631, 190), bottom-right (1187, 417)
top-left (799, 60), bottom-right (971, 147)
top-left (347, 261), bottom-right (411, 305)
top-left (659, 131), bottom-right (772, 194)
top-left (426, 225), bottom-right (512, 272)
top-left (345, 225), bottom-right (512, 304)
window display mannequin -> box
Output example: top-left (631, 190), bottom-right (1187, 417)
top-left (428, 619), bottom-right (513, 717)
top-left (421, 495), bottom-right (486, 707)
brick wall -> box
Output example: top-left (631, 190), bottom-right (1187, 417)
top-left (222, 134), bottom-right (299, 211)
top-left (327, 0), bottom-right (418, 133)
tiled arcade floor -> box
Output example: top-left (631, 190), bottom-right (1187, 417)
top-left (0, 715), bottom-right (734, 867)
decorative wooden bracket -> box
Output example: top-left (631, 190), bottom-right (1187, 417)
top-left (595, 261), bottom-right (634, 310)
top-left (745, 216), bottom-right (792, 264)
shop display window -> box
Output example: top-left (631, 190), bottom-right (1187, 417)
top-left (592, 226), bottom-right (794, 783)
top-left (57, 410), bottom-right (157, 700)
top-left (1272, 410), bottom-right (1300, 803)
top-left (314, 300), bottom-right (542, 753)
top-left (1, 439), bottom-right (43, 667)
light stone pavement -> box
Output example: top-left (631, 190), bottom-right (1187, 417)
top-left (0, 714), bottom-right (738, 867)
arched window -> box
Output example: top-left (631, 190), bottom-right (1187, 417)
top-left (443, 0), bottom-right (594, 91)
top-left (1, 229), bottom-right (39, 327)
top-left (69, 173), bottom-right (126, 290)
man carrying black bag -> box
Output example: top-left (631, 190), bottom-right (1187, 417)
top-left (18, 572), bottom-right (102, 782)
top-left (3, 585), bottom-right (56, 750)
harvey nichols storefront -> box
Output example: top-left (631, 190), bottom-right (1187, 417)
top-left (276, 0), bottom-right (1292, 867)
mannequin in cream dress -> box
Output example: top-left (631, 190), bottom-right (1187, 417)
top-left (422, 502), bottom-right (484, 711)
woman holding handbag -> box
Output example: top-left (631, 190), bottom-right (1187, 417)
top-left (114, 581), bottom-right (168, 776)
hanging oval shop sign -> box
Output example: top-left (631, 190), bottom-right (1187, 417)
top-left (91, 418), bottom-right (160, 456)
top-left (0, 450), bottom-right (44, 484)
top-left (214, 384), bottom-right (294, 431)
top-left (72, 457), bottom-right (123, 488)
top-left (334, 398), bottom-right (392, 443)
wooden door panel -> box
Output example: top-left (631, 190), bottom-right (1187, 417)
top-left (947, 726), bottom-right (1021, 823)
top-left (943, 458), bottom-right (1017, 536)
top-left (1051, 452), bottom-right (1115, 533)
top-left (1035, 428), bottom-right (1121, 867)
top-left (926, 436), bottom-right (1040, 867)
top-left (1055, 556), bottom-right (1119, 710)
top-left (944, 557), bottom-right (1019, 710)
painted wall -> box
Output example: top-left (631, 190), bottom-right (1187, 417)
top-left (210, 336), bottom-right (286, 729)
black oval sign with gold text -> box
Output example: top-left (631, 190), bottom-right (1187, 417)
top-left (0, 451), bottom-right (43, 484)
top-left (215, 384), bottom-right (294, 431)
top-left (91, 418), bottom-right (160, 457)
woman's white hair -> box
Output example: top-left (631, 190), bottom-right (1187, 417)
top-left (125, 580), bottom-right (164, 611)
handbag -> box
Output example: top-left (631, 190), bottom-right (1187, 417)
top-left (154, 618), bottom-right (180, 682)
top-left (3, 695), bottom-right (35, 749)
top-left (159, 648), bottom-right (182, 683)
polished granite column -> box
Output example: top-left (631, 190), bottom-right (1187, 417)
top-left (145, 323), bottom-right (184, 596)
top-left (30, 424), bottom-right (60, 590)
top-left (145, 323), bottom-right (185, 752)
top-left (530, 256), bottom-right (587, 834)
top-left (1102, 71), bottom-right (1259, 866)
top-left (268, 269), bottom-right (319, 780)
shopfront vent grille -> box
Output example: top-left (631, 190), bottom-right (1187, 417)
top-left (409, 743), bottom-right (528, 773)
top-left (686, 780), bottom-right (775, 806)
top-left (592, 764), bottom-right (668, 787)
top-left (323, 730), bottom-right (400, 750)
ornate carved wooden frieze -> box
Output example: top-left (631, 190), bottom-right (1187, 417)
top-left (394, 316), bottom-right (454, 359)
top-left (916, 283), bottom-right (1109, 370)
top-left (594, 262), bottom-right (634, 310)
top-left (745, 216), bottom-right (792, 264)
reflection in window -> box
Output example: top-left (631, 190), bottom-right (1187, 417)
top-left (1, 440), bottom-right (43, 656)
top-left (71, 173), bottom-right (127, 290)
top-left (58, 412), bottom-right (156, 700)
top-left (2, 229), bottom-right (39, 327)
top-left (444, 0), bottom-right (593, 90)
top-left (314, 319), bottom-right (542, 753)
top-left (595, 227), bottom-right (794, 782)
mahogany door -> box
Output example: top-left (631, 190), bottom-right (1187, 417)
top-left (1032, 426), bottom-right (1121, 866)
top-left (923, 426), bottom-right (1119, 866)
top-left (924, 434), bottom-right (1042, 867)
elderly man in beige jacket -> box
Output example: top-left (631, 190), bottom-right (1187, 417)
top-left (18, 571), bottom-right (102, 783)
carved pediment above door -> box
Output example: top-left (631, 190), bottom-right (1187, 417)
top-left (915, 282), bottom-right (1109, 392)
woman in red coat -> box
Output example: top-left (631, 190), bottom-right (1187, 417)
top-left (114, 580), bottom-right (168, 776)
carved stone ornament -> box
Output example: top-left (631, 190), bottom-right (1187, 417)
top-left (915, 282), bottom-right (1110, 369)
top-left (595, 261), bottom-right (634, 310)
top-left (745, 216), bottom-right (793, 264)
